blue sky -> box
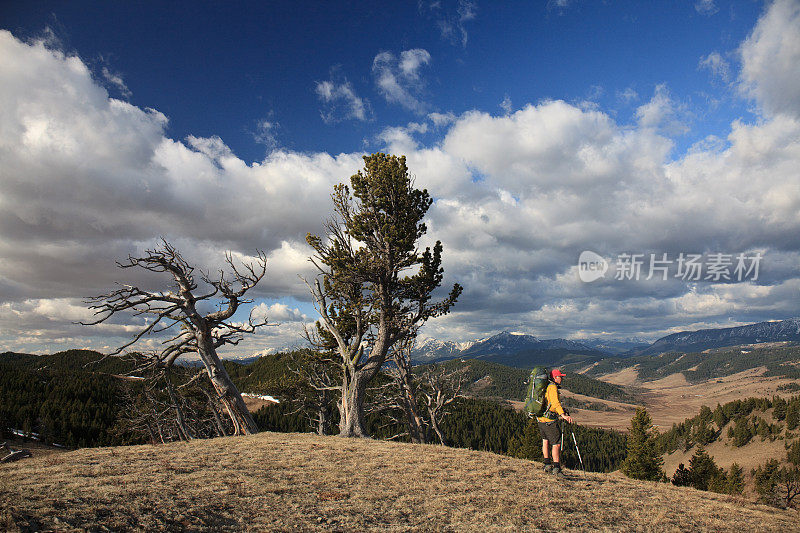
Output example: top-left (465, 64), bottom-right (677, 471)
top-left (2, 1), bottom-right (762, 158)
top-left (1, 0), bottom-right (799, 357)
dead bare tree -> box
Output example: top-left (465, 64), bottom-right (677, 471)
top-left (118, 360), bottom-right (230, 443)
top-left (390, 341), bottom-right (427, 444)
top-left (284, 349), bottom-right (341, 436)
top-left (418, 364), bottom-right (466, 445)
top-left (84, 240), bottom-right (268, 435)
top-left (384, 341), bottom-right (466, 445)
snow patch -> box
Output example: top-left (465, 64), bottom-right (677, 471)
top-left (242, 393), bottom-right (280, 403)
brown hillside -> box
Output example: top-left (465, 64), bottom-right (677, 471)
top-left (662, 406), bottom-right (796, 479)
top-left (573, 367), bottom-right (797, 433)
top-left (2, 432), bottom-right (798, 532)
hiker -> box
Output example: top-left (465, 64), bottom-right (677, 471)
top-left (538, 368), bottom-right (573, 478)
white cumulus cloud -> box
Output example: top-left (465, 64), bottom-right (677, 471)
top-left (739, 0), bottom-right (800, 118)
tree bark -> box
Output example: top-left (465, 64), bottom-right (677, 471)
top-left (197, 334), bottom-right (259, 435)
top-left (339, 372), bottom-right (370, 438)
top-left (145, 423), bottom-right (158, 445)
top-left (317, 405), bottom-right (328, 436)
top-left (429, 408), bottom-right (446, 445)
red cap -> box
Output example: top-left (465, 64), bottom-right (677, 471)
top-left (550, 369), bottom-right (566, 379)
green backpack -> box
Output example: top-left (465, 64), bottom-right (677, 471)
top-left (523, 366), bottom-right (550, 418)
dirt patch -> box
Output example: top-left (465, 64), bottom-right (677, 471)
top-left (599, 366), bottom-right (639, 386)
top-left (507, 400), bottom-right (524, 411)
top-left (470, 375), bottom-right (493, 394)
top-left (643, 372), bottom-right (691, 390)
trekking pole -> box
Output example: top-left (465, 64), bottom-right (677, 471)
top-left (570, 423), bottom-right (585, 474)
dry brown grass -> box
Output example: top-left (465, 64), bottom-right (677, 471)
top-left (2, 432), bottom-right (798, 532)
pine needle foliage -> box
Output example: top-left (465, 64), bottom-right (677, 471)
top-left (621, 407), bottom-right (664, 481)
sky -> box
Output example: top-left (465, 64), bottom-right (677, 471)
top-left (0, 0), bottom-right (799, 358)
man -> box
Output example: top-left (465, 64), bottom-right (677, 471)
top-left (537, 368), bottom-right (573, 479)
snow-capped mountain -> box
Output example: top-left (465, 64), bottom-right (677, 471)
top-left (411, 337), bottom-right (476, 362)
top-left (460, 331), bottom-right (592, 358)
top-left (631, 318), bottom-right (800, 356)
top-left (409, 331), bottom-right (606, 366)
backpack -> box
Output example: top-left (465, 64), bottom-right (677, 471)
top-left (523, 366), bottom-right (550, 418)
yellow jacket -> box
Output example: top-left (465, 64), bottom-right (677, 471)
top-left (537, 382), bottom-right (565, 423)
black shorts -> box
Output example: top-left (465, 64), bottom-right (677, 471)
top-left (538, 420), bottom-right (562, 444)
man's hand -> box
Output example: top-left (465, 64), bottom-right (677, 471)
top-left (562, 414), bottom-right (574, 424)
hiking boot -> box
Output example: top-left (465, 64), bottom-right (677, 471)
top-left (551, 467), bottom-right (566, 479)
top-left (543, 463), bottom-right (553, 474)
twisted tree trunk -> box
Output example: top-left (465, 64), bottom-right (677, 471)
top-left (197, 334), bottom-right (258, 435)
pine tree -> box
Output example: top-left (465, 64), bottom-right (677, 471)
top-left (694, 419), bottom-right (716, 446)
top-left (788, 440), bottom-right (800, 466)
top-left (773, 396), bottom-right (787, 421)
top-left (671, 463), bottom-right (691, 486)
top-left (787, 401), bottom-right (799, 431)
top-left (712, 403), bottom-right (729, 429)
top-left (726, 463), bottom-right (745, 495)
top-left (732, 416), bottom-right (753, 447)
top-left (305, 153), bottom-right (461, 437)
top-left (621, 407), bottom-right (664, 481)
top-left (510, 421), bottom-right (542, 460)
top-left (753, 459), bottom-right (782, 506)
top-left (688, 447), bottom-right (721, 491)
top-left (708, 470), bottom-right (728, 494)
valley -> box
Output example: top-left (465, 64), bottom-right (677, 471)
top-left (570, 365), bottom-right (797, 433)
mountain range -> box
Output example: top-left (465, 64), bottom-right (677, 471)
top-left (410, 318), bottom-right (800, 367)
top-left (629, 317), bottom-right (800, 356)
top-left (410, 331), bottom-right (608, 368)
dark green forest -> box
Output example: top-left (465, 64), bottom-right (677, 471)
top-left (0, 350), bottom-right (141, 448)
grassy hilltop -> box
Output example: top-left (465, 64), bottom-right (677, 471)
top-left (2, 432), bottom-right (797, 532)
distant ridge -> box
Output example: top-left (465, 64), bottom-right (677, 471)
top-left (410, 319), bottom-right (800, 366)
top-left (630, 318), bottom-right (800, 356)
top-left (410, 331), bottom-right (606, 368)
top-left (576, 338), bottom-right (650, 355)
top-left (460, 331), bottom-right (593, 358)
